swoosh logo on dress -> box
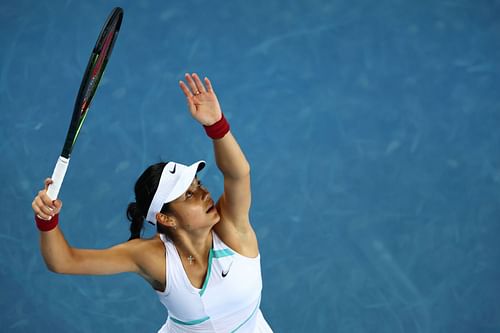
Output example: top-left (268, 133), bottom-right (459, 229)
top-left (169, 164), bottom-right (176, 174)
top-left (222, 262), bottom-right (233, 278)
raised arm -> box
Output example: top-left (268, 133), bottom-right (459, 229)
top-left (179, 74), bottom-right (253, 235)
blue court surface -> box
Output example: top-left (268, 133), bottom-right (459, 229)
top-left (1, 0), bottom-right (500, 332)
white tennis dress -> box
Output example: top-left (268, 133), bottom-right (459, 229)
top-left (156, 232), bottom-right (273, 333)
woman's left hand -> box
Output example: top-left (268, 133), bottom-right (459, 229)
top-left (179, 73), bottom-right (222, 126)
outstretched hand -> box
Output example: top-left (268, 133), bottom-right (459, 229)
top-left (179, 73), bottom-right (222, 126)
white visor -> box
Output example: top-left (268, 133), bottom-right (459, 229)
top-left (146, 160), bottom-right (205, 225)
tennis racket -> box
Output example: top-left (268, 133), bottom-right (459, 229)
top-left (47, 7), bottom-right (124, 200)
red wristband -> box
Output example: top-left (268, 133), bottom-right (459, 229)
top-left (35, 214), bottom-right (59, 232)
top-left (203, 113), bottom-right (230, 139)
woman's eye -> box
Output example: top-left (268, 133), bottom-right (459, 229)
top-left (186, 191), bottom-right (193, 198)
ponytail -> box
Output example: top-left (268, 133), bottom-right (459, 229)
top-left (126, 162), bottom-right (170, 240)
top-left (126, 202), bottom-right (144, 240)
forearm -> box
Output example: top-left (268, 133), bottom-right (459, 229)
top-left (39, 225), bottom-right (75, 273)
top-left (213, 131), bottom-right (250, 179)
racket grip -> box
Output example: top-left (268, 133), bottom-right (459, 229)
top-left (47, 156), bottom-right (70, 200)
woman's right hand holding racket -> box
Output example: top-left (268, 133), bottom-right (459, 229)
top-left (32, 179), bottom-right (63, 220)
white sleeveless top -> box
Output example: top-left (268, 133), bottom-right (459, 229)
top-left (156, 232), bottom-right (273, 333)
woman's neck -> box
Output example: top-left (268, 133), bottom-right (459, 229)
top-left (172, 228), bottom-right (213, 266)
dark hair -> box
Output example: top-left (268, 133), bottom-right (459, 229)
top-left (126, 162), bottom-right (171, 240)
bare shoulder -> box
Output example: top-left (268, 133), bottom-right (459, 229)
top-left (128, 235), bottom-right (165, 265)
top-left (125, 235), bottom-right (166, 290)
top-left (213, 203), bottom-right (259, 258)
top-left (124, 235), bottom-right (164, 252)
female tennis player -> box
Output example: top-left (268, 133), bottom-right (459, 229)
top-left (32, 73), bottom-right (273, 333)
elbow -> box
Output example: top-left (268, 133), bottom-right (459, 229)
top-left (44, 258), bottom-right (69, 274)
top-left (236, 161), bottom-right (251, 179)
top-left (219, 158), bottom-right (251, 179)
top-left (242, 161), bottom-right (251, 177)
top-left (42, 253), bottom-right (75, 274)
top-left (45, 261), bottom-right (63, 274)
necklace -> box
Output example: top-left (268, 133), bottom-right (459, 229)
top-left (187, 255), bottom-right (195, 265)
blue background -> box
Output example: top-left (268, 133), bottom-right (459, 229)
top-left (1, 0), bottom-right (500, 332)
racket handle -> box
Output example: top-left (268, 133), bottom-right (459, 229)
top-left (47, 156), bottom-right (70, 200)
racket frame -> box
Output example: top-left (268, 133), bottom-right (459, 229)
top-left (47, 7), bottom-right (123, 200)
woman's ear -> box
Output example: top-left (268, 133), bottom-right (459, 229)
top-left (156, 212), bottom-right (176, 228)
